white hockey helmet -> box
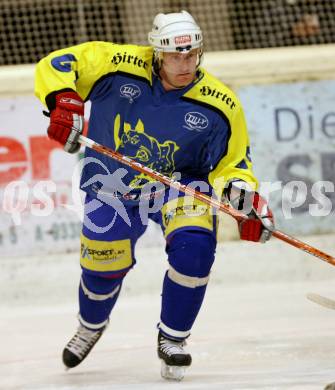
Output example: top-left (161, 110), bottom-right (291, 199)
top-left (148, 10), bottom-right (203, 53)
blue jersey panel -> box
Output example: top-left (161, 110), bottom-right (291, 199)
top-left (80, 73), bottom-right (230, 199)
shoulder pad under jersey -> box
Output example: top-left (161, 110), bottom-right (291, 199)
top-left (182, 69), bottom-right (240, 122)
top-left (108, 43), bottom-right (154, 83)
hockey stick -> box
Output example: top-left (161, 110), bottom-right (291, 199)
top-left (306, 293), bottom-right (335, 310)
top-left (78, 135), bottom-right (335, 266)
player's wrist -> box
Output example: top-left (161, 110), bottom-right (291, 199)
top-left (55, 91), bottom-right (84, 115)
top-left (224, 180), bottom-right (254, 214)
top-left (45, 89), bottom-right (79, 112)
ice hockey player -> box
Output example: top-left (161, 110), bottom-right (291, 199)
top-left (34, 10), bottom-right (274, 381)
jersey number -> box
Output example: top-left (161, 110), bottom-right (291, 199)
top-left (51, 54), bottom-right (77, 72)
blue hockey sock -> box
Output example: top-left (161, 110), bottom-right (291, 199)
top-left (78, 271), bottom-right (123, 330)
top-left (159, 230), bottom-right (216, 340)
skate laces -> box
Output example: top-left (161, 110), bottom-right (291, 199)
top-left (159, 337), bottom-right (186, 356)
top-left (66, 325), bottom-right (101, 359)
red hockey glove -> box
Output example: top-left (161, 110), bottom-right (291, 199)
top-left (224, 181), bottom-right (274, 243)
top-left (238, 193), bottom-right (274, 243)
top-left (47, 91), bottom-right (84, 153)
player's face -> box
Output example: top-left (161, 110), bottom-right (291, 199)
top-left (160, 49), bottom-right (199, 90)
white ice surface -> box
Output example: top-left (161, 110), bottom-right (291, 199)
top-left (1, 234), bottom-right (335, 390)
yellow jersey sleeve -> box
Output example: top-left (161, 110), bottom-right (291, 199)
top-left (208, 103), bottom-right (258, 197)
top-left (34, 41), bottom-right (153, 107)
top-left (183, 69), bottom-right (258, 197)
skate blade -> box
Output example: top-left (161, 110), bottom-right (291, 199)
top-left (160, 360), bottom-right (186, 381)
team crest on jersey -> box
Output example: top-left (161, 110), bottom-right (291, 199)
top-left (183, 111), bottom-right (209, 131)
top-left (114, 115), bottom-right (180, 188)
top-left (120, 83), bottom-right (141, 103)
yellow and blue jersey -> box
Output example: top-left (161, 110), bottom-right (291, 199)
top-left (35, 41), bottom-right (258, 199)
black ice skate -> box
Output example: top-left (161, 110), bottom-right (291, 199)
top-left (157, 332), bottom-right (192, 381)
top-left (62, 324), bottom-right (106, 368)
